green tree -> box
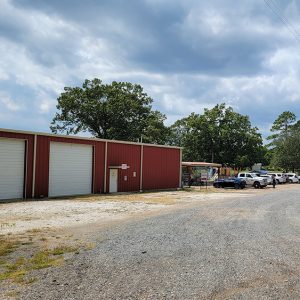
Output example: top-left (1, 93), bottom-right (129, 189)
top-left (271, 129), bottom-right (300, 172)
top-left (168, 104), bottom-right (264, 167)
top-left (267, 111), bottom-right (300, 172)
top-left (267, 111), bottom-right (296, 144)
top-left (51, 78), bottom-right (168, 144)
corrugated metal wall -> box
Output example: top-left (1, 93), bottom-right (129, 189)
top-left (106, 143), bottom-right (141, 192)
top-left (93, 141), bottom-right (106, 194)
top-left (142, 146), bottom-right (180, 190)
top-left (35, 135), bottom-right (50, 198)
top-left (34, 136), bottom-right (105, 198)
top-left (0, 129), bottom-right (181, 199)
top-left (0, 131), bottom-right (34, 198)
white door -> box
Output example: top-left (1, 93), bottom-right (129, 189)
top-left (0, 138), bottom-right (25, 200)
top-left (49, 142), bottom-right (93, 197)
top-left (109, 169), bottom-right (118, 193)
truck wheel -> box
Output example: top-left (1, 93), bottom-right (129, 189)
top-left (234, 183), bottom-right (240, 189)
top-left (253, 181), bottom-right (260, 189)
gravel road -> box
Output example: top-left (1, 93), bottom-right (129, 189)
top-left (19, 187), bottom-right (300, 299)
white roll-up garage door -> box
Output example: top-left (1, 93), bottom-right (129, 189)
top-left (0, 138), bottom-right (25, 200)
top-left (49, 142), bottom-right (93, 197)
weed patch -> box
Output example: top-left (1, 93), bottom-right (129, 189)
top-left (85, 242), bottom-right (96, 250)
top-left (5, 290), bottom-right (21, 298)
top-left (49, 245), bottom-right (78, 256)
top-left (30, 251), bottom-right (62, 270)
top-left (26, 228), bottom-right (41, 234)
top-left (0, 238), bottom-right (20, 257)
top-left (0, 241), bottom-right (78, 284)
top-left (0, 223), bottom-right (16, 229)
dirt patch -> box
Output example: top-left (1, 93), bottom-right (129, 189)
top-left (0, 190), bottom-right (251, 235)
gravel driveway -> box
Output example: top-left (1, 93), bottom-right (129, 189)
top-left (0, 190), bottom-right (248, 235)
top-left (8, 186), bottom-right (300, 299)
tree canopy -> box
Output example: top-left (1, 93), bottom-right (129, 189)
top-left (268, 111), bottom-right (300, 172)
top-left (271, 128), bottom-right (300, 172)
top-left (267, 111), bottom-right (297, 145)
top-left (168, 104), bottom-right (265, 167)
top-left (51, 79), bottom-right (300, 171)
top-left (51, 78), bottom-right (169, 144)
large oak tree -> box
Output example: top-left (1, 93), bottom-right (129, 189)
top-left (51, 79), bottom-right (169, 144)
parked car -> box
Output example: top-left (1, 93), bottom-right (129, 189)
top-left (257, 174), bottom-right (272, 185)
top-left (284, 173), bottom-right (299, 183)
top-left (213, 178), bottom-right (246, 189)
top-left (237, 172), bottom-right (268, 188)
top-left (267, 173), bottom-right (284, 184)
top-left (282, 174), bottom-right (289, 183)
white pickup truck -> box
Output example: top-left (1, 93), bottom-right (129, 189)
top-left (237, 172), bottom-right (268, 189)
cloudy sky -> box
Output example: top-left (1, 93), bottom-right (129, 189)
top-left (1, 0), bottom-right (300, 137)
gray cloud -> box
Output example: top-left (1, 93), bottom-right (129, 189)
top-left (0, 0), bottom-right (300, 137)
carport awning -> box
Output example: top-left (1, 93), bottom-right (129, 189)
top-left (182, 162), bottom-right (222, 168)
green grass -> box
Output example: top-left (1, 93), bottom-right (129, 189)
top-left (0, 243), bottom-right (78, 284)
top-left (30, 251), bottom-right (62, 270)
top-left (0, 257), bottom-right (27, 282)
top-left (5, 257), bottom-right (26, 271)
top-left (0, 269), bottom-right (27, 282)
top-left (0, 227), bottom-right (80, 285)
top-left (0, 238), bottom-right (20, 257)
top-left (49, 245), bottom-right (78, 256)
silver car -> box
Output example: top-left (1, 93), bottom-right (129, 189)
top-left (258, 174), bottom-right (272, 185)
top-left (267, 173), bottom-right (284, 184)
top-left (284, 173), bottom-right (299, 183)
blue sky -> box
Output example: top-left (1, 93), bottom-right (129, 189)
top-left (1, 0), bottom-right (300, 137)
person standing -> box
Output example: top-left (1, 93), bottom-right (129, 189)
top-left (272, 174), bottom-right (276, 188)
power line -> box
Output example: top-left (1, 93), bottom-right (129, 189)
top-left (264, 0), bottom-right (300, 44)
top-left (265, 0), bottom-right (300, 41)
top-left (268, 0), bottom-right (300, 36)
top-left (264, 0), bottom-right (300, 43)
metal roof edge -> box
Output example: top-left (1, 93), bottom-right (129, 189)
top-left (182, 161), bottom-right (222, 167)
top-left (0, 128), bottom-right (182, 150)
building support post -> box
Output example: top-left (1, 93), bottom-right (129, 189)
top-left (139, 144), bottom-right (144, 192)
top-left (103, 141), bottom-right (108, 193)
top-left (179, 148), bottom-right (183, 188)
top-left (31, 134), bottom-right (37, 198)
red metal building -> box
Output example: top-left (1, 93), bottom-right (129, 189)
top-left (0, 128), bottom-right (182, 200)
